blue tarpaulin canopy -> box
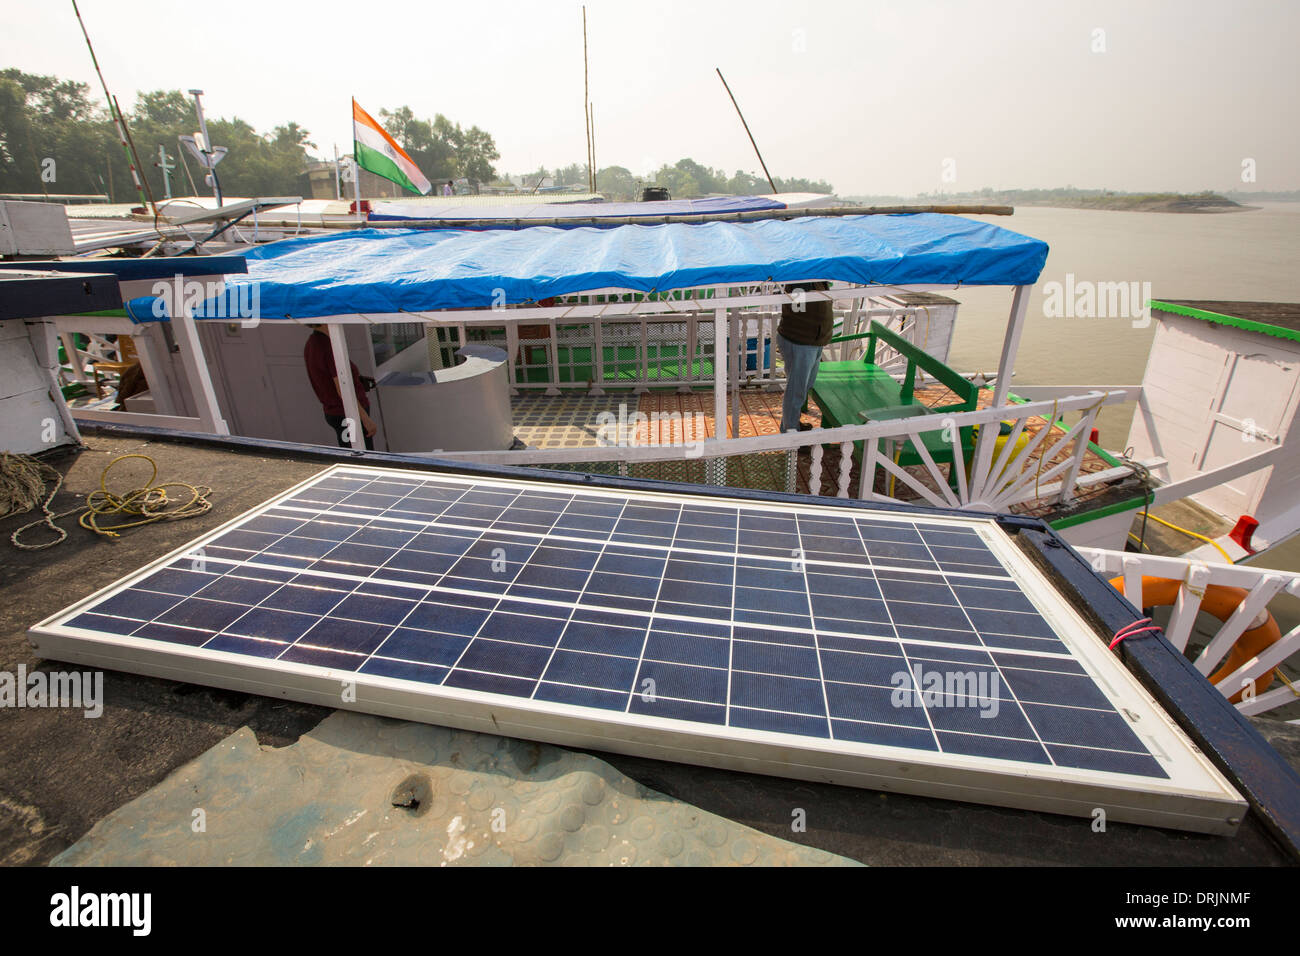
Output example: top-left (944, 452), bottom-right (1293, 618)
top-left (159, 213), bottom-right (1048, 321)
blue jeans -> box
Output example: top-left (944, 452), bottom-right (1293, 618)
top-left (777, 333), bottom-right (821, 433)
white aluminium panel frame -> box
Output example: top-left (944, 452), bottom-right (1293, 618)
top-left (29, 464), bottom-right (1246, 835)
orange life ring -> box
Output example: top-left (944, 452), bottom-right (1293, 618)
top-left (1109, 575), bottom-right (1282, 704)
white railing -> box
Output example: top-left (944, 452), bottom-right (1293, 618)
top-left (436, 388), bottom-right (1132, 511)
top-left (446, 301), bottom-right (940, 396)
top-left (1079, 548), bottom-right (1300, 717)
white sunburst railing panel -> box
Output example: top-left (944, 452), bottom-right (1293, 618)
top-left (436, 389), bottom-right (1133, 511)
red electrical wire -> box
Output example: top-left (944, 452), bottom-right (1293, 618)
top-left (1109, 616), bottom-right (1160, 651)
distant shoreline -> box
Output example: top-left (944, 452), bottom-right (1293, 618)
top-left (844, 192), bottom-right (1265, 214)
top-left (1015, 196), bottom-right (1249, 214)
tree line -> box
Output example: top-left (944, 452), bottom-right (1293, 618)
top-left (519, 158), bottom-right (833, 200)
top-left (0, 70), bottom-right (500, 202)
top-left (0, 70), bottom-right (832, 203)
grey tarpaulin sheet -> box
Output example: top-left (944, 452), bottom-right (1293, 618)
top-left (52, 712), bottom-right (859, 866)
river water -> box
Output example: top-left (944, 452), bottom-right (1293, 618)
top-left (947, 202), bottom-right (1300, 576)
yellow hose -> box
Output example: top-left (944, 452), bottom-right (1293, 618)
top-left (1144, 511), bottom-right (1235, 564)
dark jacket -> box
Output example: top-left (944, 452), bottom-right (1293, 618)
top-left (777, 281), bottom-right (834, 347)
top-left (304, 330), bottom-right (370, 417)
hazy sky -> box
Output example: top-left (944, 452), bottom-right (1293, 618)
top-left (6, 0), bottom-right (1298, 195)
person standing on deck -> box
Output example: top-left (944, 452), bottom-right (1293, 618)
top-left (443, 180), bottom-right (454, 196)
top-left (776, 281), bottom-right (834, 434)
top-left (303, 324), bottom-right (377, 449)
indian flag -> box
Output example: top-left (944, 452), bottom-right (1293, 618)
top-left (352, 99), bottom-right (432, 195)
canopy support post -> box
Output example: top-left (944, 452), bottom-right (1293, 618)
top-left (172, 304), bottom-right (228, 435)
top-left (328, 322), bottom-right (366, 451)
top-left (713, 306), bottom-right (727, 438)
top-left (992, 284), bottom-right (1031, 408)
top-left (970, 283), bottom-right (1032, 501)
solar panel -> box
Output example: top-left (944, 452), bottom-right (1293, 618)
top-left (30, 465), bottom-right (1244, 833)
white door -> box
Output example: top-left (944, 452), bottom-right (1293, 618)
top-left (1195, 351), bottom-right (1296, 520)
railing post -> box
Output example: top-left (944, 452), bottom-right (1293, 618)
top-left (713, 307), bottom-right (727, 439)
top-left (1057, 402), bottom-right (1102, 505)
top-left (682, 313), bottom-right (696, 393)
top-left (809, 444), bottom-right (824, 496)
top-left (635, 318), bottom-right (649, 394)
top-left (544, 318), bottom-right (560, 396)
top-left (838, 441), bottom-right (853, 498)
top-left (859, 437), bottom-right (879, 500)
top-left (591, 317), bottom-right (605, 396)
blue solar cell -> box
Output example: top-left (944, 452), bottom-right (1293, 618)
top-left (1046, 743), bottom-right (1167, 777)
top-left (377, 628), bottom-right (469, 666)
top-left (93, 588), bottom-right (182, 621)
top-left (68, 611), bottom-right (144, 636)
top-left (1021, 702), bottom-right (1150, 752)
top-left (825, 682), bottom-right (929, 726)
top-left (534, 681), bottom-right (627, 711)
top-left (643, 629), bottom-right (729, 669)
top-left (156, 597), bottom-right (251, 632)
top-left (360, 656), bottom-right (448, 684)
top-left (134, 568), bottom-right (216, 598)
top-left (636, 659), bottom-right (727, 705)
top-left (937, 732), bottom-right (1051, 764)
top-left (558, 620), bottom-right (646, 657)
top-left (206, 633), bottom-right (287, 658)
top-left (455, 639), bottom-right (552, 679)
top-left (542, 649), bottom-right (638, 691)
top-left (832, 719), bottom-right (938, 750)
top-left (818, 649), bottom-right (908, 687)
top-left (732, 586), bottom-right (807, 615)
top-left (730, 639), bottom-right (821, 680)
top-left (225, 607), bottom-right (317, 642)
top-left (443, 669), bottom-right (535, 696)
top-left (730, 672), bottom-right (825, 715)
top-left (628, 694), bottom-right (725, 725)
top-left (730, 707), bottom-right (829, 738)
top-left (297, 616), bottom-right (391, 655)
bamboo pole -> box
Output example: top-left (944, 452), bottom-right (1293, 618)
top-left (292, 203), bottom-right (1016, 231)
top-left (589, 103), bottom-right (597, 192)
top-left (583, 7), bottom-right (594, 193)
top-left (716, 68), bottom-right (777, 194)
top-left (72, 0), bottom-right (154, 216)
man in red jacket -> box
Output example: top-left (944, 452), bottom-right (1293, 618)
top-left (303, 324), bottom-right (377, 449)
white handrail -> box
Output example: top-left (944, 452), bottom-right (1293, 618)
top-left (1078, 548), bottom-right (1300, 717)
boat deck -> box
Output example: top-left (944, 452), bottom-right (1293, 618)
top-left (2, 431), bottom-right (1296, 866)
top-left (509, 384), bottom-right (1126, 519)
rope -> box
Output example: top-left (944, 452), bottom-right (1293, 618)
top-left (0, 453), bottom-right (67, 548)
top-left (3, 453), bottom-right (213, 551)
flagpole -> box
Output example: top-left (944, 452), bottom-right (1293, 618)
top-left (333, 144), bottom-right (341, 200)
top-left (351, 98), bottom-right (364, 222)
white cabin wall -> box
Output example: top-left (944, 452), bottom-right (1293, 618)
top-left (1127, 312), bottom-right (1300, 523)
top-left (1254, 387), bottom-right (1300, 535)
top-left (0, 319), bottom-right (75, 454)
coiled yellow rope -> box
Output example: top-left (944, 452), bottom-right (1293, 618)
top-left (2, 452), bottom-right (212, 550)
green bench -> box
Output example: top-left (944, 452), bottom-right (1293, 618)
top-left (808, 320), bottom-right (981, 468)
